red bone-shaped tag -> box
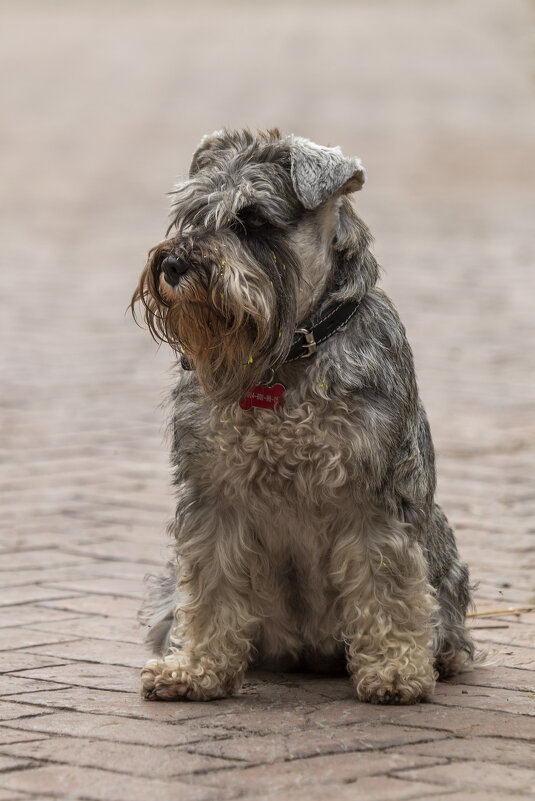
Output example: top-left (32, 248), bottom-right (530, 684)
top-left (239, 383), bottom-right (285, 411)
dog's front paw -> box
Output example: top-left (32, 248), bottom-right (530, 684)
top-left (352, 661), bottom-right (436, 705)
top-left (140, 655), bottom-right (234, 701)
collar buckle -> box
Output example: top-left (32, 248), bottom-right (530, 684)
top-left (294, 328), bottom-right (317, 358)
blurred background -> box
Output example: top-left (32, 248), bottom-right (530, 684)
top-left (1, 0), bottom-right (534, 561)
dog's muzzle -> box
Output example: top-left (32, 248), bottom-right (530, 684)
top-left (161, 254), bottom-right (190, 286)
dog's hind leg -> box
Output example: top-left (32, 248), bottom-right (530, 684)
top-left (138, 561), bottom-right (178, 656)
top-left (433, 563), bottom-right (476, 679)
top-left (429, 507), bottom-right (476, 678)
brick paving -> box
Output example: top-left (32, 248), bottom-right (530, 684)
top-left (1, 0), bottom-right (534, 799)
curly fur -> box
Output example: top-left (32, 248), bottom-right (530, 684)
top-left (134, 128), bottom-right (475, 704)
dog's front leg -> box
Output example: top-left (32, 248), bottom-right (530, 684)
top-left (141, 575), bottom-right (255, 701)
top-left (141, 511), bottom-right (257, 701)
top-left (336, 518), bottom-right (437, 704)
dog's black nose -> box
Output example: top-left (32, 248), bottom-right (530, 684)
top-left (161, 254), bottom-right (189, 285)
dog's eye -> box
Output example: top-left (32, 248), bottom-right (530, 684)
top-left (244, 214), bottom-right (265, 230)
top-left (235, 208), bottom-right (266, 232)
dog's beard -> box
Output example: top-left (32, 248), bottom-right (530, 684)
top-left (132, 235), bottom-right (298, 404)
top-left (165, 290), bottom-right (274, 404)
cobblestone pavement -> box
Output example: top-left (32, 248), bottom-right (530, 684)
top-left (1, 1), bottom-right (535, 799)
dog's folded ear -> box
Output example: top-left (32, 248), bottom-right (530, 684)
top-left (189, 130), bottom-right (226, 177)
top-left (289, 136), bottom-right (366, 210)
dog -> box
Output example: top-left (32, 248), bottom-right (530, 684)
top-left (132, 128), bottom-right (475, 704)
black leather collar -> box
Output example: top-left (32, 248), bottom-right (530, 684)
top-left (283, 298), bottom-right (360, 363)
top-left (180, 297), bottom-right (360, 371)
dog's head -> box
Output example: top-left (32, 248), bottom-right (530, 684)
top-left (132, 128), bottom-right (376, 403)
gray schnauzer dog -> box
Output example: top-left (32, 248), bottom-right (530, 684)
top-left (132, 128), bottom-right (475, 704)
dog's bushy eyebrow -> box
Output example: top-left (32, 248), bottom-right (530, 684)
top-left (170, 142), bottom-right (301, 235)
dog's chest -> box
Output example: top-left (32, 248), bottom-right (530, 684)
top-left (209, 398), bottom-right (353, 510)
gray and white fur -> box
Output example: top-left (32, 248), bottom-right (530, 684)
top-left (132, 128), bottom-right (475, 703)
